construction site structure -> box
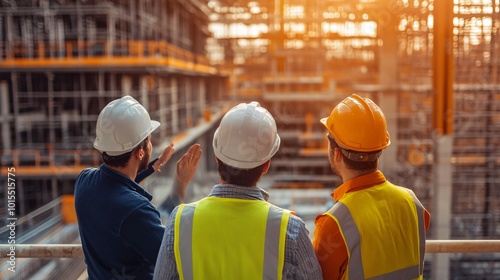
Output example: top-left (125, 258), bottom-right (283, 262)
top-left (0, 0), bottom-right (227, 211)
top-left (0, 0), bottom-right (500, 279)
top-left (0, 1), bottom-right (227, 278)
top-left (208, 0), bottom-right (500, 279)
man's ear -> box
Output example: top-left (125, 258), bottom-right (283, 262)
top-left (262, 160), bottom-right (270, 175)
top-left (134, 146), bottom-right (144, 160)
top-left (334, 147), bottom-right (343, 162)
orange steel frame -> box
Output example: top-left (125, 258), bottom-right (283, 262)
top-left (432, 0), bottom-right (454, 135)
top-left (0, 40), bottom-right (215, 74)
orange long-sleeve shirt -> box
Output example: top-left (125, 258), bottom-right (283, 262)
top-left (312, 171), bottom-right (431, 280)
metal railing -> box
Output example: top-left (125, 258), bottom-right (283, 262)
top-left (1, 240), bottom-right (500, 258)
top-left (0, 198), bottom-right (62, 244)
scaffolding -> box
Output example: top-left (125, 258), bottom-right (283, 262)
top-left (0, 0), bottom-right (227, 219)
top-left (209, 0), bottom-right (500, 278)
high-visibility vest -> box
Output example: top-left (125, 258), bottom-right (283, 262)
top-left (326, 182), bottom-right (426, 280)
top-left (174, 197), bottom-right (291, 280)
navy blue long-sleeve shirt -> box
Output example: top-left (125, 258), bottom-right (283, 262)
top-left (75, 163), bottom-right (164, 280)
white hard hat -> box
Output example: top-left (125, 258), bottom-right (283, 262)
top-left (93, 96), bottom-right (160, 156)
top-left (213, 102), bottom-right (280, 169)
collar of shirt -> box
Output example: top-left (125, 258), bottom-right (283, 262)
top-left (208, 184), bottom-right (270, 201)
top-left (332, 170), bottom-right (386, 202)
top-left (99, 163), bottom-right (153, 201)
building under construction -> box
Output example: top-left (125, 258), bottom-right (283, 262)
top-left (0, 0), bottom-right (499, 279)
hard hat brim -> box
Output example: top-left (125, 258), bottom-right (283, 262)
top-left (134, 119), bottom-right (161, 149)
top-left (150, 120), bottom-right (161, 133)
top-left (320, 117), bottom-right (328, 128)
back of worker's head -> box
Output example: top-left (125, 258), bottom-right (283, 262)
top-left (94, 95), bottom-right (160, 167)
top-left (213, 102), bottom-right (280, 186)
top-left (321, 94), bottom-right (390, 171)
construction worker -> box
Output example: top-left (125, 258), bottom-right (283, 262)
top-left (313, 94), bottom-right (431, 280)
top-left (154, 102), bottom-right (323, 280)
top-left (75, 95), bottom-right (202, 280)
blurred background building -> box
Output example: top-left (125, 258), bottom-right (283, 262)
top-left (0, 0), bottom-right (499, 279)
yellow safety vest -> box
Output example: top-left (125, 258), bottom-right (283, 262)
top-left (326, 181), bottom-right (426, 280)
top-left (174, 197), bottom-right (291, 280)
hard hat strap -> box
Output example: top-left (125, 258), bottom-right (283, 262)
top-left (338, 149), bottom-right (382, 162)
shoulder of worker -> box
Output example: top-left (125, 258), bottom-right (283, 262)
top-left (77, 168), bottom-right (154, 212)
top-left (76, 166), bottom-right (98, 180)
top-left (266, 203), bottom-right (309, 229)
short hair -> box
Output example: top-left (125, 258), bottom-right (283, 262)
top-left (327, 134), bottom-right (379, 171)
top-left (216, 158), bottom-right (266, 186)
top-left (102, 137), bottom-right (148, 168)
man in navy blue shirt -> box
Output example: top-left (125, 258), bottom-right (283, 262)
top-left (75, 96), bottom-right (202, 280)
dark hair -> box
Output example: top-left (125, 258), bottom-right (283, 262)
top-left (102, 137), bottom-right (148, 168)
top-left (327, 134), bottom-right (379, 172)
top-left (216, 158), bottom-right (266, 186)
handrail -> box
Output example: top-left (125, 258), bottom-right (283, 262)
top-left (0, 244), bottom-right (82, 258)
top-left (428, 240), bottom-right (500, 253)
top-left (1, 240), bottom-right (500, 258)
top-left (0, 197), bottom-right (62, 236)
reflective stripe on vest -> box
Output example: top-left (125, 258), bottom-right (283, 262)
top-left (174, 197), bottom-right (291, 280)
top-left (326, 182), bottom-right (426, 280)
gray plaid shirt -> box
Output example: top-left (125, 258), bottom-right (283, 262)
top-left (153, 184), bottom-right (323, 280)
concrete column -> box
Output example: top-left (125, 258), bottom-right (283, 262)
top-left (98, 71), bottom-right (104, 97)
top-left (378, 92), bottom-right (398, 174)
top-left (140, 76), bottom-right (149, 110)
top-left (377, 16), bottom-right (399, 174)
top-left (432, 135), bottom-right (453, 280)
top-left (5, 14), bottom-right (13, 59)
top-left (107, 12), bottom-right (115, 57)
top-left (56, 19), bottom-right (64, 57)
top-left (11, 73), bottom-right (19, 144)
top-left (61, 113), bottom-right (69, 145)
top-left (51, 177), bottom-right (58, 216)
top-left (80, 74), bottom-right (88, 133)
top-left (199, 78), bottom-right (206, 121)
top-left (172, 2), bottom-right (179, 46)
top-left (1, 81), bottom-right (11, 150)
top-left (138, 0), bottom-right (144, 39)
top-left (47, 72), bottom-right (55, 145)
top-left (171, 77), bottom-right (179, 135)
top-left (158, 78), bottom-right (167, 139)
top-left (121, 75), bottom-right (132, 97)
top-left (186, 78), bottom-right (192, 127)
top-left (110, 73), bottom-right (117, 98)
top-left (77, 13), bottom-right (84, 57)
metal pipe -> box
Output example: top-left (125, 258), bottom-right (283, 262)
top-left (426, 240), bottom-right (500, 253)
top-left (2, 240), bottom-right (500, 258)
top-left (0, 244), bottom-right (83, 258)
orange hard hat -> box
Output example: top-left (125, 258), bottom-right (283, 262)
top-left (320, 94), bottom-right (390, 152)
